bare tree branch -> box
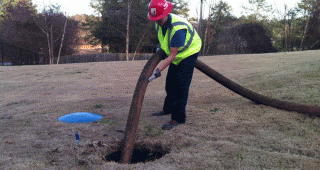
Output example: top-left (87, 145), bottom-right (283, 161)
top-left (57, 16), bottom-right (67, 64)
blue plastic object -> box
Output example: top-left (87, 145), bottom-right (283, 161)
top-left (75, 132), bottom-right (80, 144)
top-left (58, 112), bottom-right (103, 123)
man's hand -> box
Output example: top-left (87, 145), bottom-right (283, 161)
top-left (148, 68), bottom-right (161, 82)
top-left (149, 47), bottom-right (178, 82)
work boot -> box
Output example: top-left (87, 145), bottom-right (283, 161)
top-left (152, 111), bottom-right (170, 116)
top-left (161, 120), bottom-right (183, 130)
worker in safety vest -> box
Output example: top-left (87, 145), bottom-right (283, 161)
top-left (148, 0), bottom-right (202, 130)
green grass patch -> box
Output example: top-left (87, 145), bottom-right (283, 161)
top-left (296, 114), bottom-right (320, 134)
top-left (98, 119), bottom-right (111, 124)
top-left (259, 81), bottom-right (284, 90)
top-left (282, 87), bottom-right (320, 104)
top-left (0, 116), bottom-right (13, 120)
top-left (30, 112), bottom-right (47, 115)
top-left (237, 146), bottom-right (247, 161)
top-left (210, 108), bottom-right (219, 113)
top-left (5, 102), bottom-right (20, 106)
top-left (65, 69), bottom-right (89, 75)
top-left (303, 70), bottom-right (320, 78)
top-left (304, 93), bottom-right (320, 103)
top-left (145, 124), bottom-right (163, 137)
top-left (98, 118), bottom-right (117, 125)
top-left (18, 119), bottom-right (31, 127)
top-left (94, 104), bottom-right (104, 109)
top-left (247, 75), bottom-right (262, 82)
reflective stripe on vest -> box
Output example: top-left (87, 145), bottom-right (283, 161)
top-left (169, 22), bottom-right (195, 53)
top-left (156, 22), bottom-right (195, 53)
top-left (156, 14), bottom-right (202, 65)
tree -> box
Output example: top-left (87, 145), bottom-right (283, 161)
top-left (130, 0), bottom-right (156, 60)
top-left (129, 0), bottom-right (157, 55)
top-left (34, 4), bottom-right (79, 64)
top-left (297, 0), bottom-right (320, 50)
top-left (201, 0), bottom-right (235, 54)
top-left (0, 0), bottom-right (40, 65)
top-left (90, 0), bottom-right (105, 14)
top-left (101, 0), bottom-right (134, 60)
top-left (89, 0), bottom-right (128, 56)
top-left (283, 6), bottom-right (298, 51)
top-left (242, 0), bottom-right (273, 21)
top-left (57, 16), bottom-right (67, 64)
top-left (0, 0), bottom-right (38, 50)
top-left (199, 0), bottom-right (203, 43)
top-left (125, 0), bottom-right (133, 61)
top-left (217, 23), bottom-right (276, 54)
top-left (34, 5), bottom-right (60, 64)
top-left (88, 0), bottom-right (156, 58)
top-left (87, 0), bottom-right (189, 58)
top-left (0, 0), bottom-right (20, 18)
top-left (297, 1), bottom-right (312, 50)
top-left (82, 14), bottom-right (106, 52)
top-left (204, 0), bottom-right (233, 54)
top-left (171, 0), bottom-right (190, 18)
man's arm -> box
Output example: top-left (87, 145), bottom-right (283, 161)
top-left (158, 29), bottom-right (186, 72)
top-left (158, 47), bottom-right (179, 72)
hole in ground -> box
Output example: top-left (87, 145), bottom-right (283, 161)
top-left (105, 142), bottom-right (171, 164)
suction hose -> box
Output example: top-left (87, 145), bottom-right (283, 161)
top-left (120, 51), bottom-right (163, 164)
top-left (195, 59), bottom-right (320, 117)
top-left (120, 52), bottom-right (320, 164)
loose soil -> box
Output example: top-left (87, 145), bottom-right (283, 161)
top-left (0, 50), bottom-right (319, 169)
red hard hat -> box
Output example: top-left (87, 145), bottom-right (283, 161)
top-left (148, 0), bottom-right (173, 21)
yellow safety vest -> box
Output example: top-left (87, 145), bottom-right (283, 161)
top-left (156, 13), bottom-right (202, 65)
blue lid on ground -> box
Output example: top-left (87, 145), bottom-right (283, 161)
top-left (58, 112), bottom-right (103, 123)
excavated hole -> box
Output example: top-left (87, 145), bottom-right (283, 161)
top-left (105, 142), bottom-right (171, 164)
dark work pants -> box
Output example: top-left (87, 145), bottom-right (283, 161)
top-left (163, 52), bottom-right (199, 123)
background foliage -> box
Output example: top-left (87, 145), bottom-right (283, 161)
top-left (0, 0), bottom-right (320, 64)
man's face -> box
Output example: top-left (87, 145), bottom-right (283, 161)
top-left (155, 16), bottom-right (168, 26)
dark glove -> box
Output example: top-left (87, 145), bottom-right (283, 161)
top-left (148, 68), bottom-right (161, 82)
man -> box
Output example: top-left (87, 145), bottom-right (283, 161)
top-left (148, 0), bottom-right (202, 130)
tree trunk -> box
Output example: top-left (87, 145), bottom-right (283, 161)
top-left (57, 17), bottom-right (67, 64)
top-left (202, 25), bottom-right (208, 54)
top-left (303, 0), bottom-right (320, 50)
top-left (284, 5), bottom-right (287, 51)
top-left (199, 0), bottom-right (203, 45)
top-left (210, 6), bottom-right (222, 53)
top-left (132, 29), bottom-right (148, 61)
top-left (203, 8), bottom-right (212, 55)
top-left (285, 24), bottom-right (287, 51)
top-left (205, 18), bottom-right (212, 54)
top-left (126, 1), bottom-right (131, 61)
top-left (45, 31), bottom-right (51, 65)
top-left (101, 44), bottom-right (104, 53)
top-left (288, 14), bottom-right (294, 51)
top-left (300, 17), bottom-right (310, 50)
top-left (50, 25), bottom-right (54, 64)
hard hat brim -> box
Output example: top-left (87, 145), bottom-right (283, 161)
top-left (148, 2), bottom-right (172, 21)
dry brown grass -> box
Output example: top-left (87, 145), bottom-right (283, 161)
top-left (0, 50), bottom-right (319, 169)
